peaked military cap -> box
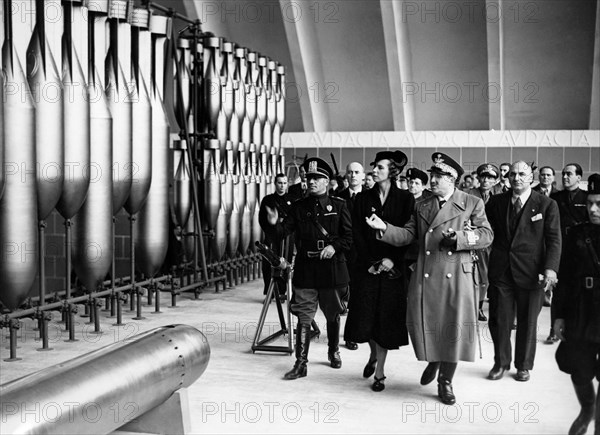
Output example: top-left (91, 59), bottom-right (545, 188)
top-left (428, 152), bottom-right (464, 179)
top-left (406, 167), bottom-right (429, 185)
top-left (476, 163), bottom-right (500, 179)
top-left (588, 173), bottom-right (600, 194)
top-left (369, 150), bottom-right (408, 170)
top-left (302, 157), bottom-right (332, 179)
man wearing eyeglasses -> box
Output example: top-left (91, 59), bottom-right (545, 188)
top-left (486, 161), bottom-right (562, 383)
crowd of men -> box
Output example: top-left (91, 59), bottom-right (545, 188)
top-left (258, 153), bottom-right (599, 435)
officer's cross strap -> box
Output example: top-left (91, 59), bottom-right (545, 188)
top-left (583, 228), bottom-right (600, 275)
top-left (309, 212), bottom-right (332, 242)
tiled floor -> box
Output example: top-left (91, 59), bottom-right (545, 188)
top-left (0, 278), bottom-right (594, 434)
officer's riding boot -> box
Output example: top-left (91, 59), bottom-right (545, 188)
top-left (437, 362), bottom-right (457, 405)
top-left (568, 381), bottom-right (595, 435)
top-left (284, 324), bottom-right (311, 380)
top-left (327, 317), bottom-right (342, 369)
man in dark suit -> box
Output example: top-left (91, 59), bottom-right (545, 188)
top-left (338, 162), bottom-right (365, 350)
top-left (533, 166), bottom-right (557, 197)
top-left (544, 163), bottom-right (589, 343)
top-left (486, 161), bottom-right (562, 382)
top-left (288, 166), bottom-right (307, 202)
top-left (264, 158), bottom-right (353, 380)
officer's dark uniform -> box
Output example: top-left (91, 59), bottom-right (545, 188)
top-left (265, 157), bottom-right (353, 380)
top-left (554, 173), bottom-right (600, 435)
top-left (547, 185), bottom-right (589, 342)
top-left (404, 167), bottom-right (432, 280)
top-left (467, 163), bottom-right (502, 322)
top-left (258, 190), bottom-right (293, 296)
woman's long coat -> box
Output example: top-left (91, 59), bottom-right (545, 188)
top-left (379, 189), bottom-right (493, 362)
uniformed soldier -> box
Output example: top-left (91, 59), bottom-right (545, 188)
top-left (258, 173), bottom-right (293, 298)
top-left (264, 157), bottom-right (353, 380)
top-left (405, 167), bottom-right (432, 282)
top-left (554, 173), bottom-right (600, 435)
top-left (406, 167), bottom-right (433, 201)
top-left (546, 163), bottom-right (590, 344)
top-left (467, 163), bottom-right (502, 321)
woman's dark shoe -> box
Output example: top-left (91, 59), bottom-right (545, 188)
top-left (362, 358), bottom-right (377, 378)
top-left (420, 362), bottom-right (440, 385)
top-left (371, 375), bottom-right (386, 392)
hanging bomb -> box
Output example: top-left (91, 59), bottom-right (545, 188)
top-left (0, 43), bottom-right (38, 309)
top-left (27, 23), bottom-right (65, 221)
top-left (135, 14), bottom-right (171, 277)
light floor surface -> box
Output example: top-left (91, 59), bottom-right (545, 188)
top-left (0, 278), bottom-right (595, 434)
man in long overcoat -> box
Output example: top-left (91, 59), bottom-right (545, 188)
top-left (366, 153), bottom-right (493, 405)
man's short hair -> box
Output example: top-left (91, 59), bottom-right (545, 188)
top-left (275, 173), bottom-right (287, 181)
top-left (539, 166), bottom-right (555, 175)
top-left (564, 163), bottom-right (583, 176)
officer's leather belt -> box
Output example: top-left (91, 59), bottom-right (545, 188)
top-left (584, 277), bottom-right (600, 289)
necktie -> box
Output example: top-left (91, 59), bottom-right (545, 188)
top-left (510, 197), bottom-right (522, 235)
top-left (514, 197), bottom-right (522, 214)
top-left (439, 199), bottom-right (446, 208)
top-left (542, 188), bottom-right (548, 196)
top-left (351, 192), bottom-right (356, 199)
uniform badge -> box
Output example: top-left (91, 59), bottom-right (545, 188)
top-left (287, 201), bottom-right (291, 205)
top-left (308, 161), bottom-right (318, 173)
top-left (371, 207), bottom-right (376, 213)
top-left (466, 231), bottom-right (479, 245)
top-left (326, 205), bottom-right (332, 212)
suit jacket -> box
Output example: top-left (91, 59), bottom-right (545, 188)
top-left (550, 188), bottom-right (588, 238)
top-left (486, 190), bottom-right (562, 289)
top-left (533, 184), bottom-right (557, 197)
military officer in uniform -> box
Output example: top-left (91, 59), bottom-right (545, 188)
top-left (554, 173), bottom-right (600, 435)
top-left (258, 173), bottom-right (293, 298)
top-left (405, 167), bottom-right (432, 282)
top-left (264, 157), bottom-right (353, 380)
top-left (546, 163), bottom-right (589, 343)
top-left (365, 153), bottom-right (493, 405)
top-left (467, 163), bottom-right (502, 321)
top-left (407, 167), bottom-right (432, 202)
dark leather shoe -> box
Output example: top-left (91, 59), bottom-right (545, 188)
top-left (488, 364), bottom-right (508, 380)
top-left (420, 362), bottom-right (440, 385)
top-left (516, 369), bottom-right (530, 382)
top-left (328, 351), bottom-right (342, 369)
top-left (363, 358), bottom-right (377, 378)
top-left (345, 341), bottom-right (358, 350)
top-left (371, 376), bottom-right (386, 392)
top-left (437, 379), bottom-right (456, 405)
top-left (478, 309), bottom-right (487, 322)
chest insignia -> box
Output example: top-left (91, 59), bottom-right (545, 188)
top-left (326, 205), bottom-right (332, 212)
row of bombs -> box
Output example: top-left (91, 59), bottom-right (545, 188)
top-left (172, 31), bottom-right (288, 261)
top-left (0, 1), bottom-right (173, 310)
top-left (0, 0), bottom-right (287, 312)
top-left (174, 138), bottom-right (285, 264)
top-left (176, 34), bottom-right (287, 168)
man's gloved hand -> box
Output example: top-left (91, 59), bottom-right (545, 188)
top-left (440, 228), bottom-right (457, 249)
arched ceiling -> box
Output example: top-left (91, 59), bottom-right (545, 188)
top-left (168, 0), bottom-right (600, 132)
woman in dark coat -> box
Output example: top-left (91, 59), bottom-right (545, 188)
top-left (344, 151), bottom-right (414, 391)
